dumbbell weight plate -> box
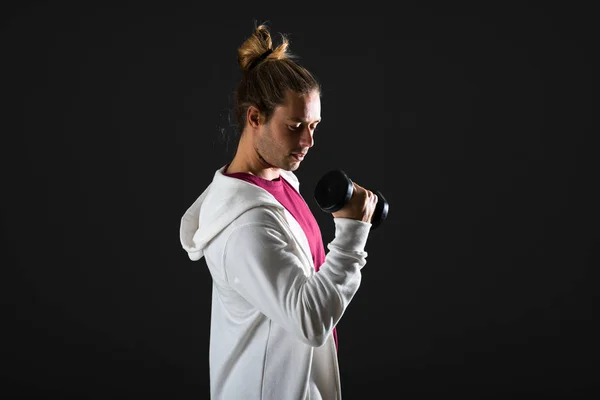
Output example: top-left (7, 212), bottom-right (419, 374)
top-left (314, 170), bottom-right (353, 213)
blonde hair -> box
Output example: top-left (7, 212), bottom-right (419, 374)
top-left (233, 22), bottom-right (321, 133)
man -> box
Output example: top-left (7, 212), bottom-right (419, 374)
top-left (179, 23), bottom-right (377, 399)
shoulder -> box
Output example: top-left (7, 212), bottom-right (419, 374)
top-left (231, 205), bottom-right (283, 230)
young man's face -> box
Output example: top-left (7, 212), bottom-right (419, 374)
top-left (256, 89), bottom-right (321, 172)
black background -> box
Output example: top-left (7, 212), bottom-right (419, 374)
top-left (1, 3), bottom-right (598, 399)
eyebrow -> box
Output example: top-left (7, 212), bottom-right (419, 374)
top-left (288, 117), bottom-right (322, 124)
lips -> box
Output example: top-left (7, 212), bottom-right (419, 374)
top-left (291, 153), bottom-right (306, 160)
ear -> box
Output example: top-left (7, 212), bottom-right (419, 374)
top-left (246, 106), bottom-right (262, 129)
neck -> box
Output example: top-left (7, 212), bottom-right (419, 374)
top-left (226, 131), bottom-right (280, 180)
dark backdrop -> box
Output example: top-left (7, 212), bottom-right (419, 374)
top-left (1, 3), bottom-right (597, 399)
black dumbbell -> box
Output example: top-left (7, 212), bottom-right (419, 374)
top-left (314, 170), bottom-right (389, 230)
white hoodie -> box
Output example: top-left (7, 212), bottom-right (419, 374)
top-left (179, 165), bottom-right (371, 399)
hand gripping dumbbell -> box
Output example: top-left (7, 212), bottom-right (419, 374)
top-left (314, 170), bottom-right (389, 230)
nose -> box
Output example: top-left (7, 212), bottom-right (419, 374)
top-left (300, 126), bottom-right (315, 148)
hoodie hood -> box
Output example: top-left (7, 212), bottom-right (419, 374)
top-left (179, 165), bottom-right (301, 261)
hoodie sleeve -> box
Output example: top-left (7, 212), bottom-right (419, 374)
top-left (223, 209), bottom-right (370, 347)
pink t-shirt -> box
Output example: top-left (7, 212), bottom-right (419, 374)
top-left (224, 165), bottom-right (338, 351)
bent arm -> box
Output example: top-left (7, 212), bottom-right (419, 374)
top-left (223, 213), bottom-right (370, 347)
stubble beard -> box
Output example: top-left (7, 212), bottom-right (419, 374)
top-left (256, 124), bottom-right (292, 171)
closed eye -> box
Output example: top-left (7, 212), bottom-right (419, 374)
top-left (288, 123), bottom-right (319, 132)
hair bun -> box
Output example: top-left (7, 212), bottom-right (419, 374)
top-left (237, 24), bottom-right (291, 73)
top-left (247, 49), bottom-right (273, 71)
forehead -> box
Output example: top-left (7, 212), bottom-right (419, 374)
top-left (276, 89), bottom-right (321, 122)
